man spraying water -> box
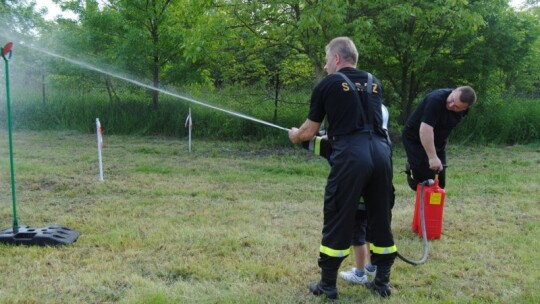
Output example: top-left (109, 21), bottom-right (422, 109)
top-left (301, 103), bottom-right (391, 286)
top-left (288, 37), bottom-right (396, 299)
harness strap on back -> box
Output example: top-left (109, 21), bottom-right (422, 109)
top-left (365, 72), bottom-right (374, 130)
top-left (367, 72), bottom-right (373, 94)
top-left (335, 71), bottom-right (373, 132)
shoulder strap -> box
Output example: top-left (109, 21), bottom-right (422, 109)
top-left (367, 72), bottom-right (373, 94)
top-left (334, 71), bottom-right (370, 129)
top-left (365, 73), bottom-right (374, 127)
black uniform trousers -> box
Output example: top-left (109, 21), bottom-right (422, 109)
top-left (319, 131), bottom-right (395, 270)
top-left (402, 134), bottom-right (447, 190)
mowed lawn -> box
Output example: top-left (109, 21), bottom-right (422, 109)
top-left (0, 131), bottom-right (538, 303)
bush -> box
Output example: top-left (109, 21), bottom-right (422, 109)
top-left (2, 86), bottom-right (537, 145)
top-left (450, 97), bottom-right (540, 144)
top-left (0, 87), bottom-right (305, 144)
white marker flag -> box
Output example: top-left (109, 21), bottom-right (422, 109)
top-left (185, 108), bottom-right (192, 153)
top-left (96, 118), bottom-right (104, 181)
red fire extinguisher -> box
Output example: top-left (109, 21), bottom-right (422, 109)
top-left (412, 176), bottom-right (446, 240)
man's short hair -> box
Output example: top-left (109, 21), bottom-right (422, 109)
top-left (458, 86), bottom-right (477, 106)
top-left (326, 37), bottom-right (358, 65)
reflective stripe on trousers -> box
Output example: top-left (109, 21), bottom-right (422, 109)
top-left (370, 243), bottom-right (397, 254)
top-left (320, 245), bottom-right (351, 258)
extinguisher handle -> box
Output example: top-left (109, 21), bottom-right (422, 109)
top-left (434, 164), bottom-right (449, 176)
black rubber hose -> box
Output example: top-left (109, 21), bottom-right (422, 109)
top-left (397, 180), bottom-right (432, 265)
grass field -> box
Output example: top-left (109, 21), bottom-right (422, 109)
top-left (0, 131), bottom-right (538, 303)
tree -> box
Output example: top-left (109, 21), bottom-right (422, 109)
top-left (191, 1), bottom-right (363, 122)
top-left (0, 0), bottom-right (45, 35)
top-left (351, 0), bottom-right (484, 123)
top-left (56, 0), bottom-right (204, 109)
top-left (458, 0), bottom-right (540, 97)
top-left (213, 0), bottom-right (364, 82)
top-left (502, 4), bottom-right (540, 96)
top-left (4, 0), bottom-right (538, 128)
top-left (0, 0), bottom-right (51, 103)
top-left (114, 0), bottom-right (177, 109)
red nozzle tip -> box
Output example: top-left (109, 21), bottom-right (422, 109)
top-left (2, 42), bottom-right (13, 56)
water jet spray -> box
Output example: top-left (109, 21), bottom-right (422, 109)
top-left (23, 43), bottom-right (290, 133)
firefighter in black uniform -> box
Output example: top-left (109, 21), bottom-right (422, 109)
top-left (289, 37), bottom-right (396, 299)
top-left (302, 104), bottom-right (390, 285)
top-left (403, 86), bottom-right (476, 190)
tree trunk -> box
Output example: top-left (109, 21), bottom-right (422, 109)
top-left (152, 57), bottom-right (159, 110)
top-left (41, 65), bottom-right (46, 104)
top-left (150, 0), bottom-right (160, 110)
top-left (151, 28), bottom-right (160, 110)
top-left (273, 73), bottom-right (280, 123)
top-left (105, 75), bottom-right (119, 102)
top-left (315, 65), bottom-right (325, 83)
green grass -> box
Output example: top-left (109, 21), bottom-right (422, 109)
top-left (0, 131), bottom-right (538, 303)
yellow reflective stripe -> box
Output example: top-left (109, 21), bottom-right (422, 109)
top-left (369, 243), bottom-right (397, 254)
top-left (320, 245), bottom-right (350, 257)
top-left (314, 137), bottom-right (322, 156)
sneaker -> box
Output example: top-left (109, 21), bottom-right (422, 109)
top-left (364, 264), bottom-right (377, 276)
top-left (308, 281), bottom-right (338, 300)
top-left (365, 280), bottom-right (392, 297)
top-left (339, 268), bottom-right (368, 284)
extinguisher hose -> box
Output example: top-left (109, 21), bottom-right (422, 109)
top-left (396, 180), bottom-right (431, 265)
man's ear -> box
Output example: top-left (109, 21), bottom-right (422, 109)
top-left (334, 53), bottom-right (340, 63)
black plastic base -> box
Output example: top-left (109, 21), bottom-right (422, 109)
top-left (0, 225), bottom-right (80, 246)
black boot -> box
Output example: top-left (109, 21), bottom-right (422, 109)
top-left (365, 266), bottom-right (392, 297)
top-left (308, 268), bottom-right (338, 299)
top-left (366, 253), bottom-right (395, 297)
top-left (308, 281), bottom-right (338, 300)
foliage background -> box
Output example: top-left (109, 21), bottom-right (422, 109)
top-left (0, 0), bottom-right (537, 145)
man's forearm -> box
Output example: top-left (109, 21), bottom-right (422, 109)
top-left (419, 123), bottom-right (437, 160)
top-left (289, 119), bottom-right (321, 144)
